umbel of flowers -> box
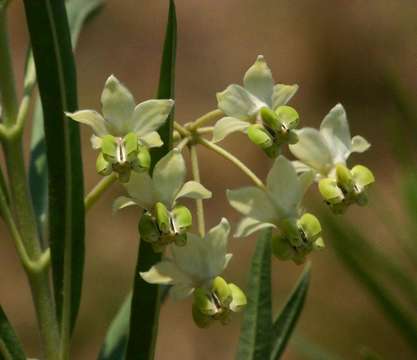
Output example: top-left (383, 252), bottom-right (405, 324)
top-left (67, 56), bottom-right (375, 327)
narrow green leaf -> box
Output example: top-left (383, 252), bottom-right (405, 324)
top-left (236, 229), bottom-right (273, 360)
top-left (0, 305), bottom-right (26, 360)
top-left (22, 0), bottom-right (84, 333)
top-left (125, 2), bottom-right (177, 359)
top-left (292, 335), bottom-right (345, 360)
top-left (29, 0), bottom-right (104, 239)
top-left (324, 217), bottom-right (417, 352)
top-left (98, 293), bottom-right (132, 360)
top-left (270, 264), bottom-right (310, 360)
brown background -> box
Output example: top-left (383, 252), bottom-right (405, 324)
top-left (1, 0), bottom-right (417, 359)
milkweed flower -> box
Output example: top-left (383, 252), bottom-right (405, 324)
top-left (140, 218), bottom-right (247, 327)
top-left (289, 104), bottom-right (375, 213)
top-left (227, 156), bottom-right (323, 264)
top-left (66, 75), bottom-right (174, 182)
top-left (113, 149), bottom-right (211, 251)
top-left (213, 55), bottom-right (299, 157)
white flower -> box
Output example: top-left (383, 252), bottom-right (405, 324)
top-left (213, 55), bottom-right (299, 143)
top-left (140, 218), bottom-right (233, 300)
top-left (289, 103), bottom-right (370, 179)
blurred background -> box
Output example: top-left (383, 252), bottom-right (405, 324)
top-left (1, 0), bottom-right (417, 359)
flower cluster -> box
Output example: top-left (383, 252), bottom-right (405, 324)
top-left (69, 56), bottom-right (374, 327)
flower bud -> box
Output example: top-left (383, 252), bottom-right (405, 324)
top-left (271, 233), bottom-right (295, 260)
top-left (287, 131), bottom-right (299, 145)
top-left (351, 165), bottom-right (375, 190)
top-left (260, 107), bottom-right (281, 131)
top-left (171, 204), bottom-right (192, 234)
top-left (155, 202), bottom-right (171, 234)
top-left (192, 303), bottom-right (212, 328)
top-left (136, 146), bottom-right (151, 171)
top-left (336, 164), bottom-right (354, 193)
top-left (96, 152), bottom-right (112, 176)
top-left (318, 178), bottom-right (344, 205)
top-left (101, 134), bottom-right (118, 162)
top-left (297, 213), bottom-right (322, 243)
top-left (263, 142), bottom-right (281, 158)
top-left (212, 276), bottom-right (232, 308)
top-left (228, 283), bottom-right (247, 312)
top-left (123, 132), bottom-right (139, 162)
top-left (280, 218), bottom-right (302, 247)
top-left (247, 124), bottom-right (274, 149)
top-left (275, 105), bottom-right (299, 131)
top-left (193, 288), bottom-right (217, 316)
top-left (138, 212), bottom-right (160, 244)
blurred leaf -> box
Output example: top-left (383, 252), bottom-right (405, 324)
top-left (29, 0), bottom-right (104, 239)
top-left (402, 171), bottom-right (417, 262)
top-left (270, 264), bottom-right (310, 360)
top-left (22, 0), bottom-right (84, 333)
top-left (98, 293), bottom-right (132, 360)
top-left (236, 229), bottom-right (273, 360)
top-left (292, 335), bottom-right (345, 360)
top-left (125, 2), bottom-right (177, 359)
top-left (325, 217), bottom-right (417, 352)
top-left (0, 305), bottom-right (26, 360)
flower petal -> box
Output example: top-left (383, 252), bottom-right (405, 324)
top-left (243, 55), bottom-right (274, 106)
top-left (112, 196), bottom-right (138, 213)
top-left (153, 149), bottom-right (185, 206)
top-left (131, 99), bottom-right (174, 136)
top-left (234, 217), bottom-right (276, 238)
top-left (204, 218), bottom-right (231, 277)
top-left (169, 283), bottom-right (195, 301)
top-left (289, 128), bottom-right (333, 174)
top-left (100, 75), bottom-right (135, 136)
top-left (140, 131), bottom-right (163, 148)
top-left (320, 103), bottom-right (352, 162)
top-left (124, 171), bottom-right (155, 209)
top-left (175, 181), bottom-right (212, 201)
top-left (227, 187), bottom-right (276, 223)
top-left (217, 84), bottom-right (265, 120)
top-left (272, 84), bottom-right (299, 110)
top-left (90, 134), bottom-right (102, 149)
top-left (65, 110), bottom-right (108, 136)
top-left (351, 135), bottom-right (370, 153)
top-left (212, 117), bottom-right (250, 143)
top-left (140, 260), bottom-right (191, 285)
top-left (266, 156), bottom-right (301, 216)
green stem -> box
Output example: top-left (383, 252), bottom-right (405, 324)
top-left (84, 173), bottom-right (117, 212)
top-left (174, 121), bottom-right (190, 137)
top-left (198, 138), bottom-right (265, 189)
top-left (187, 109), bottom-right (223, 131)
top-left (189, 145), bottom-right (205, 237)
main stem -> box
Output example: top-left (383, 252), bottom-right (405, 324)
top-left (189, 145), bottom-right (205, 237)
top-left (0, 10), bottom-right (59, 360)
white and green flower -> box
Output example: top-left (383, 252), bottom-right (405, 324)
top-left (227, 156), bottom-right (323, 264)
top-left (140, 218), bottom-right (246, 327)
top-left (113, 149), bottom-right (211, 251)
top-left (66, 75), bottom-right (174, 182)
top-left (289, 104), bottom-right (374, 213)
top-left (213, 55), bottom-right (299, 157)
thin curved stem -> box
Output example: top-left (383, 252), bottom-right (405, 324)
top-left (198, 138), bottom-right (265, 189)
top-left (189, 145), bottom-right (205, 237)
top-left (187, 109), bottom-right (223, 131)
top-left (85, 173), bottom-right (118, 212)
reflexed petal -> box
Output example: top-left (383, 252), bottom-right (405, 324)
top-left (140, 260), bottom-right (191, 285)
top-left (140, 131), bottom-right (163, 148)
top-left (266, 156), bottom-right (301, 216)
top-left (320, 103), bottom-right (352, 162)
top-left (234, 217), bottom-right (276, 238)
top-left (351, 135), bottom-right (370, 153)
top-left (298, 171), bottom-right (315, 200)
top-left (272, 84), bottom-right (299, 110)
top-left (153, 149), bottom-right (186, 206)
top-left (243, 55), bottom-right (274, 106)
top-left (227, 187), bottom-right (276, 222)
top-left (169, 283), bottom-right (195, 301)
top-left (124, 171), bottom-right (155, 209)
top-left (90, 134), bottom-right (102, 149)
top-left (217, 84), bottom-right (265, 120)
top-left (204, 218), bottom-right (231, 276)
top-left (212, 117), bottom-right (250, 143)
top-left (175, 181), bottom-right (212, 201)
top-left (112, 196), bottom-right (137, 213)
top-left (289, 128), bottom-right (333, 174)
top-left (100, 75), bottom-right (135, 136)
top-left (65, 110), bottom-right (108, 136)
top-left (131, 99), bottom-right (174, 136)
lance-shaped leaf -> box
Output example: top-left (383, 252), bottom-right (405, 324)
top-left (98, 293), bottom-right (132, 360)
top-left (270, 264), bottom-right (310, 360)
top-left (0, 305), bottom-right (26, 360)
top-left (29, 0), bottom-right (105, 239)
top-left (125, 1), bottom-right (176, 359)
top-left (23, 0), bottom-right (85, 334)
top-left (236, 230), bottom-right (273, 360)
